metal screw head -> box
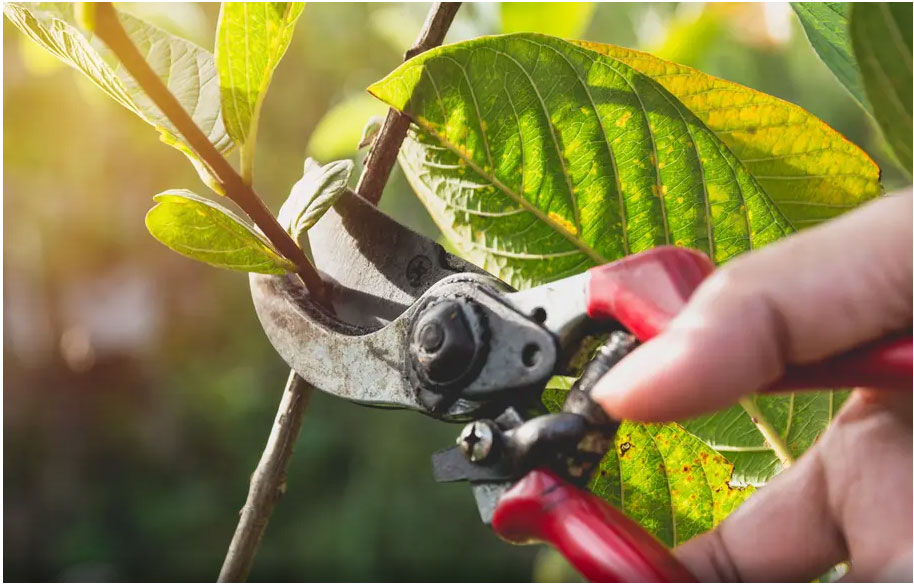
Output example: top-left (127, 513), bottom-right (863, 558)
top-left (457, 421), bottom-right (494, 463)
top-left (411, 299), bottom-right (477, 383)
top-left (417, 321), bottom-right (445, 352)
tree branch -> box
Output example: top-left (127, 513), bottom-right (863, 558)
top-left (92, 2), bottom-right (328, 306)
top-left (356, 2), bottom-right (461, 205)
top-left (218, 372), bottom-right (313, 582)
top-left (216, 2), bottom-right (462, 582)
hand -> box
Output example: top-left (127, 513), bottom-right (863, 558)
top-left (592, 192), bottom-right (913, 581)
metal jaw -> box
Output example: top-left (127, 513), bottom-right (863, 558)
top-left (250, 189), bottom-right (559, 421)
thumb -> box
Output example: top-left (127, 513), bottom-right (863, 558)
top-left (592, 191), bottom-right (912, 422)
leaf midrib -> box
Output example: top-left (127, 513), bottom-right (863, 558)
top-left (386, 61), bottom-right (607, 263)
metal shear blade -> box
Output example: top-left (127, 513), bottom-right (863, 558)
top-left (250, 189), bottom-right (556, 421)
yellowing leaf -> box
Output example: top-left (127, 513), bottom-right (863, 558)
top-left (373, 33), bottom-right (796, 288)
top-left (574, 40), bottom-right (882, 227)
top-left (146, 190), bottom-right (295, 274)
top-left (542, 387), bottom-right (753, 547)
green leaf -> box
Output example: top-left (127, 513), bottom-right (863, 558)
top-left (543, 385), bottom-right (753, 547)
top-left (146, 189), bottom-right (295, 274)
top-left (501, 2), bottom-right (595, 39)
top-left (278, 158), bottom-right (354, 249)
top-left (682, 392), bottom-right (850, 486)
top-left (574, 41), bottom-right (882, 229)
top-left (791, 3), bottom-right (870, 111)
top-left (850, 3), bottom-right (913, 176)
top-left (370, 33), bottom-right (796, 288)
top-left (215, 3), bottom-right (304, 151)
top-left (3, 2), bottom-right (233, 188)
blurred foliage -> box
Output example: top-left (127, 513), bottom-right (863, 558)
top-left (501, 2), bottom-right (595, 38)
top-left (3, 2), bottom-right (908, 581)
top-left (791, 3), bottom-right (869, 111)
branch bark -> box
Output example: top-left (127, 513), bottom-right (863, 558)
top-left (217, 2), bottom-right (462, 582)
top-left (93, 2), bottom-right (327, 305)
top-left (356, 2), bottom-right (462, 205)
top-left (218, 372), bottom-right (313, 582)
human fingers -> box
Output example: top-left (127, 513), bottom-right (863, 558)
top-left (593, 192), bottom-right (912, 422)
top-left (674, 389), bottom-right (912, 581)
top-left (673, 438), bottom-right (844, 581)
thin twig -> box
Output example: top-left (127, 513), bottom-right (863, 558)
top-left (93, 3), bottom-right (327, 305)
top-left (356, 2), bottom-right (461, 205)
top-left (216, 2), bottom-right (462, 582)
top-left (218, 372), bottom-right (313, 582)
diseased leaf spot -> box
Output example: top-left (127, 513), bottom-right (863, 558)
top-left (547, 211), bottom-right (578, 235)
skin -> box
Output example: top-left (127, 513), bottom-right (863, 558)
top-left (592, 192), bottom-right (913, 581)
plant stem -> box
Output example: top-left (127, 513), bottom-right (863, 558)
top-left (92, 3), bottom-right (327, 305)
top-left (355, 2), bottom-right (461, 205)
top-left (218, 372), bottom-right (313, 582)
top-left (240, 145), bottom-right (255, 186)
top-left (216, 2), bottom-right (462, 582)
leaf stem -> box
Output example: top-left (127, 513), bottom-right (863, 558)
top-left (739, 396), bottom-right (795, 469)
top-left (92, 2), bottom-right (327, 305)
top-left (240, 144), bottom-right (255, 186)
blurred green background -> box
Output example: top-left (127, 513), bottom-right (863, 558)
top-left (3, 2), bottom-right (907, 581)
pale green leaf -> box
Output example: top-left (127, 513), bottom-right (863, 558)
top-left (501, 2), bottom-right (595, 39)
top-left (278, 158), bottom-right (354, 249)
top-left (146, 189), bottom-right (295, 274)
top-left (791, 3), bottom-right (870, 111)
top-left (215, 2), bottom-right (305, 147)
top-left (3, 2), bottom-right (233, 188)
top-left (543, 385), bottom-right (753, 547)
top-left (851, 2), bottom-right (913, 175)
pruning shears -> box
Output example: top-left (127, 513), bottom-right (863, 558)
top-left (250, 190), bottom-right (912, 582)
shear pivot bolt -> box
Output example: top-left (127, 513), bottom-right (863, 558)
top-left (411, 299), bottom-right (478, 383)
top-left (458, 421), bottom-right (495, 462)
top-left (417, 322), bottom-right (445, 352)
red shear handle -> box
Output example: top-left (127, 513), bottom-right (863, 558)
top-left (585, 246), bottom-right (912, 391)
top-left (491, 469), bottom-right (695, 582)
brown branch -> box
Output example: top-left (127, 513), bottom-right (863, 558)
top-left (218, 372), bottom-right (313, 582)
top-left (356, 2), bottom-right (461, 205)
top-left (92, 3), bottom-right (328, 306)
top-left (215, 2), bottom-right (462, 582)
